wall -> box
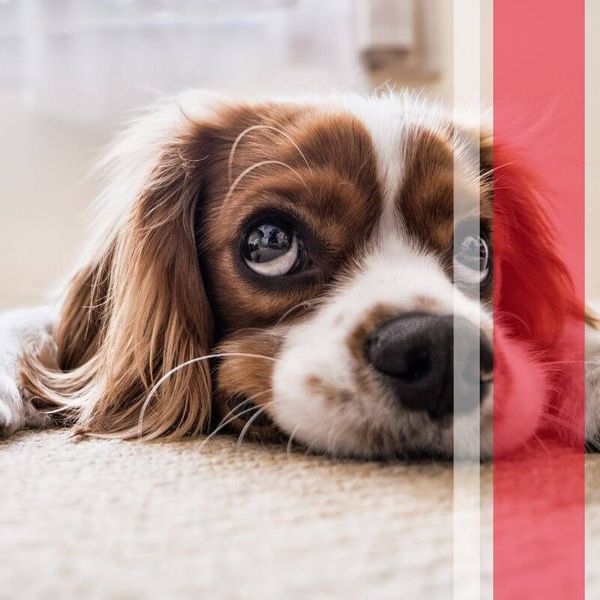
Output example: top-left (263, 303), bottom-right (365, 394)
top-left (0, 93), bottom-right (105, 307)
top-left (0, 1), bottom-right (598, 309)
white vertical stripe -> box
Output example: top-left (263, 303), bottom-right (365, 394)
top-left (586, 0), bottom-right (599, 593)
top-left (452, 1), bottom-right (482, 600)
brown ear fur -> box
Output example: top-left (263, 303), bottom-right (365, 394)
top-left (480, 133), bottom-right (585, 350)
top-left (20, 107), bottom-right (215, 440)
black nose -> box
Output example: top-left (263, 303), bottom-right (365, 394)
top-left (365, 313), bottom-right (493, 419)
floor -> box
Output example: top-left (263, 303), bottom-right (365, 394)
top-left (1, 430), bottom-right (597, 599)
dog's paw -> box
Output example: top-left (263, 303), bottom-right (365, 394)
top-left (0, 371), bottom-right (52, 438)
top-left (0, 371), bottom-right (26, 437)
top-left (0, 306), bottom-right (57, 438)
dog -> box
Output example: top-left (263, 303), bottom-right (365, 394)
top-left (1, 91), bottom-right (599, 459)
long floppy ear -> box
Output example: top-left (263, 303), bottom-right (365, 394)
top-left (20, 94), bottom-right (220, 439)
top-left (481, 134), bottom-right (583, 350)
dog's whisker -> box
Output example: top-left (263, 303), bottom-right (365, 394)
top-left (303, 439), bottom-right (319, 458)
top-left (530, 432), bottom-right (552, 457)
top-left (233, 327), bottom-right (284, 338)
top-left (286, 424), bottom-right (302, 458)
top-left (235, 402), bottom-right (274, 450)
top-left (223, 160), bottom-right (309, 207)
top-left (325, 405), bottom-right (343, 456)
top-left (202, 407), bottom-right (260, 448)
top-left (497, 311), bottom-right (533, 336)
top-left (227, 124), bottom-right (314, 185)
top-left (213, 398), bottom-right (254, 429)
top-left (275, 298), bottom-right (322, 326)
top-left (539, 412), bottom-right (579, 435)
top-left (44, 404), bottom-right (78, 416)
top-left (136, 352), bottom-right (277, 440)
top-left (200, 391), bottom-right (273, 450)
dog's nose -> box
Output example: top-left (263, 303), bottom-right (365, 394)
top-left (365, 313), bottom-right (493, 419)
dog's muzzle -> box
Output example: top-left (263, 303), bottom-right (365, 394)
top-left (365, 313), bottom-right (493, 419)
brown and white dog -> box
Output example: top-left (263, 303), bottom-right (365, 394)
top-left (1, 91), bottom-right (599, 459)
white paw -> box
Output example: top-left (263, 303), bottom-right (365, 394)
top-left (0, 371), bottom-right (53, 438)
top-left (0, 371), bottom-right (26, 437)
top-left (0, 305), bottom-right (57, 437)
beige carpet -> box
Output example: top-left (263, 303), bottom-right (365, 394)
top-left (2, 431), bottom-right (599, 599)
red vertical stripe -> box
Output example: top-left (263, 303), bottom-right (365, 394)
top-left (493, 1), bottom-right (585, 599)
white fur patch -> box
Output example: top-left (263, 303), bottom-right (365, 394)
top-left (0, 306), bottom-right (56, 435)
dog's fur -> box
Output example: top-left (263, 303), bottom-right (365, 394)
top-left (1, 91), bottom-right (598, 459)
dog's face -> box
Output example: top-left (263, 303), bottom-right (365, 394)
top-left (200, 97), bottom-right (499, 459)
top-left (199, 95), bottom-right (542, 460)
top-left (22, 92), bottom-right (578, 459)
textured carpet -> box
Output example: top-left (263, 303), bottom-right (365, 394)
top-left (1, 431), bottom-right (598, 599)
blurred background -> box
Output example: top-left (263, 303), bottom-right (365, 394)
top-left (0, 0), bottom-right (597, 308)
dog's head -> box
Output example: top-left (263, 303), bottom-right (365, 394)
top-left (22, 91), bottom-right (581, 458)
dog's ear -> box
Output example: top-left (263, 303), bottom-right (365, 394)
top-left (481, 134), bottom-right (582, 350)
top-left (20, 94), bottom-right (222, 439)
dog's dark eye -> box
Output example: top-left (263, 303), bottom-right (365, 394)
top-left (455, 233), bottom-right (490, 285)
top-left (242, 222), bottom-right (304, 277)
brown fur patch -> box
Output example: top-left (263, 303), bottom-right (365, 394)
top-left (21, 129), bottom-right (214, 440)
top-left (213, 329), bottom-right (284, 438)
top-left (398, 128), bottom-right (494, 301)
top-left (346, 303), bottom-right (399, 363)
top-left (196, 105), bottom-right (382, 332)
top-left (305, 375), bottom-right (352, 406)
top-left (345, 304), bottom-right (401, 402)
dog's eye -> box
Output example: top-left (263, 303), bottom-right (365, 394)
top-left (242, 222), bottom-right (304, 277)
top-left (455, 233), bottom-right (490, 284)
